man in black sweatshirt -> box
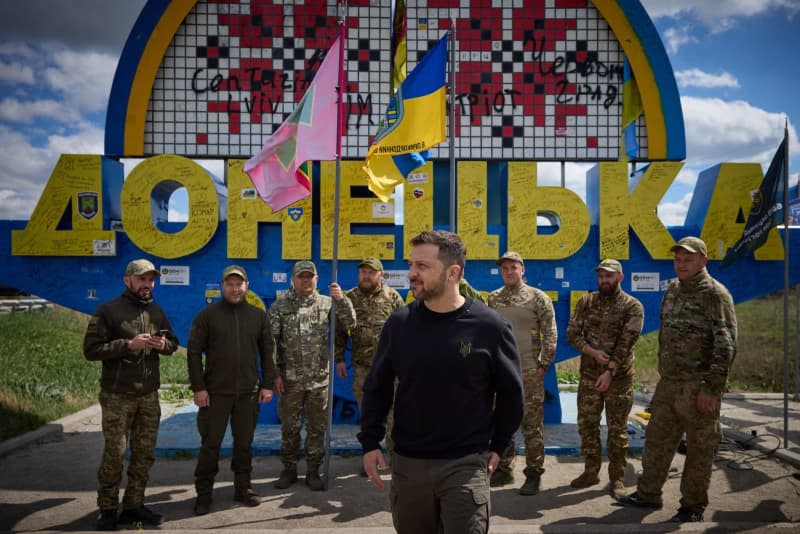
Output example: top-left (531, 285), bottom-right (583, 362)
top-left (358, 230), bottom-right (524, 534)
top-left (187, 265), bottom-right (276, 515)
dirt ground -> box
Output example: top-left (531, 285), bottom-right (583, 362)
top-left (1, 418), bottom-right (799, 533)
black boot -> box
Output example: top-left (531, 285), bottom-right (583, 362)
top-left (519, 471), bottom-right (541, 496)
top-left (95, 508), bottom-right (117, 531)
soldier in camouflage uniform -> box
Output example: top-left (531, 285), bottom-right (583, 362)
top-left (487, 251), bottom-right (556, 495)
top-left (335, 257), bottom-right (404, 455)
top-left (619, 237), bottom-right (737, 523)
top-left (269, 260), bottom-right (356, 491)
top-left (84, 259), bottom-right (179, 531)
top-left (566, 259), bottom-right (643, 495)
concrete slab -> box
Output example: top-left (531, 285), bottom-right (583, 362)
top-left (153, 392), bottom-right (647, 458)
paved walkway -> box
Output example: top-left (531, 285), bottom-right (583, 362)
top-left (1, 393), bottom-right (798, 533)
top-left (152, 392), bottom-right (645, 458)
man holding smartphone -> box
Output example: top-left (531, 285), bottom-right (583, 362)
top-left (84, 259), bottom-right (179, 531)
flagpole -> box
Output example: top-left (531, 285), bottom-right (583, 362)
top-left (324, 7), bottom-right (347, 490)
top-left (782, 120), bottom-right (790, 448)
top-left (448, 24), bottom-right (456, 232)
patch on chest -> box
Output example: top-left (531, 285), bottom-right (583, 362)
top-left (459, 341), bottom-right (472, 358)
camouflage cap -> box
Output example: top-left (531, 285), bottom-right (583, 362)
top-left (496, 251), bottom-right (524, 266)
top-left (670, 236), bottom-right (708, 256)
top-left (358, 257), bottom-right (384, 271)
top-left (222, 264), bottom-right (248, 281)
top-left (292, 260), bottom-right (317, 276)
top-left (596, 259), bottom-right (623, 273)
top-left (124, 259), bottom-right (160, 277)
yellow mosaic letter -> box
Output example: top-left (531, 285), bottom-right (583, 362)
top-left (507, 161), bottom-right (589, 259)
top-left (320, 161), bottom-right (396, 260)
top-left (596, 161), bottom-right (680, 260)
top-left (403, 161), bottom-right (434, 259)
top-left (12, 155), bottom-right (118, 256)
top-left (121, 155), bottom-right (219, 259)
top-left (226, 160), bottom-right (312, 259)
top-left (698, 163), bottom-right (783, 260)
top-left (457, 161), bottom-right (500, 259)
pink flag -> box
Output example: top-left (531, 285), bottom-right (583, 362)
top-left (244, 36), bottom-right (341, 212)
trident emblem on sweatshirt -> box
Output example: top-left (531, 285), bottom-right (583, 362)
top-left (459, 341), bottom-right (471, 358)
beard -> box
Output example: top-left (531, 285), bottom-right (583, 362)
top-left (411, 269), bottom-right (448, 302)
top-left (126, 282), bottom-right (152, 301)
top-left (598, 279), bottom-right (619, 296)
top-left (358, 279), bottom-right (379, 293)
top-left (136, 287), bottom-right (152, 299)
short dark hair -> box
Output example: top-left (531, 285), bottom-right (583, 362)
top-left (410, 230), bottom-right (466, 276)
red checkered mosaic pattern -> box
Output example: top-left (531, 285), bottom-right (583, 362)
top-left (143, 0), bottom-right (645, 161)
top-left (145, 0), bottom-right (390, 159)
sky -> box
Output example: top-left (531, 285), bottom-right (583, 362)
top-left (0, 0), bottom-right (798, 227)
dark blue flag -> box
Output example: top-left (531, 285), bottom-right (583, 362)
top-left (720, 129), bottom-right (788, 268)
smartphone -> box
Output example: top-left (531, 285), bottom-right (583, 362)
top-left (153, 329), bottom-right (169, 337)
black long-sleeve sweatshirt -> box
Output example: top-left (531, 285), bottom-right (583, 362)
top-left (358, 297), bottom-right (524, 459)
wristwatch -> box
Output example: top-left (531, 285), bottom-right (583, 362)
top-left (605, 366), bottom-right (617, 377)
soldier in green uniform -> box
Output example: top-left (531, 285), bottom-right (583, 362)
top-left (335, 257), bottom-right (404, 456)
top-left (487, 251), bottom-right (556, 495)
top-left (187, 265), bottom-right (276, 515)
top-left (619, 237), bottom-right (737, 523)
top-left (567, 259), bottom-right (643, 495)
top-left (269, 260), bottom-right (356, 491)
top-left (84, 259), bottom-right (179, 531)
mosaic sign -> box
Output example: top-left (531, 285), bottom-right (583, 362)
top-left (141, 0), bottom-right (644, 161)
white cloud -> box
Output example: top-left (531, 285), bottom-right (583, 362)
top-left (662, 26), bottom-right (694, 54)
top-left (681, 96), bottom-right (792, 165)
top-left (0, 42), bottom-right (38, 60)
top-left (0, 124), bottom-right (104, 220)
top-left (641, 0), bottom-right (799, 30)
top-left (673, 166), bottom-right (699, 187)
top-left (44, 48), bottom-right (118, 113)
top-left (0, 96), bottom-right (82, 124)
top-left (0, 60), bottom-right (34, 84)
top-left (168, 190), bottom-right (189, 223)
top-left (675, 69), bottom-right (739, 89)
top-left (657, 192), bottom-right (693, 227)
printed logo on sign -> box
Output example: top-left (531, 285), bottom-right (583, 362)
top-left (288, 207), bottom-right (304, 221)
top-left (241, 188), bottom-right (257, 199)
top-left (407, 172), bottom-right (428, 185)
top-left (459, 341), bottom-right (471, 358)
top-left (92, 239), bottom-right (114, 256)
top-left (160, 265), bottom-right (190, 285)
top-left (631, 272), bottom-right (660, 292)
top-left (78, 192), bottom-right (98, 220)
top-left (383, 270), bottom-right (409, 289)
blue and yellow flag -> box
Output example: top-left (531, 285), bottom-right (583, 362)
top-left (364, 32), bottom-right (448, 202)
top-left (619, 57), bottom-right (642, 162)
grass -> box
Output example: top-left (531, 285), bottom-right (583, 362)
top-left (2, 290), bottom-right (797, 442)
top-left (556, 289), bottom-right (799, 394)
top-left (0, 306), bottom-right (188, 441)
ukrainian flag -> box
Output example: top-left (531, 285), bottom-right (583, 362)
top-left (619, 57), bottom-right (642, 162)
top-left (364, 32), bottom-right (448, 201)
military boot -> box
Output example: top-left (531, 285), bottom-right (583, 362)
top-left (95, 508), bottom-right (117, 531)
top-left (274, 467), bottom-right (298, 489)
top-left (608, 479), bottom-right (626, 496)
top-left (570, 470), bottom-right (600, 488)
top-left (518, 470), bottom-right (541, 496)
top-left (490, 468), bottom-right (515, 487)
top-left (306, 467), bottom-right (324, 491)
